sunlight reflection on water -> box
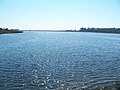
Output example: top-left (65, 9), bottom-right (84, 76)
top-left (0, 32), bottom-right (120, 90)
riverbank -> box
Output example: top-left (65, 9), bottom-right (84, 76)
top-left (65, 27), bottom-right (120, 34)
top-left (23, 28), bottom-right (120, 34)
top-left (0, 28), bottom-right (23, 34)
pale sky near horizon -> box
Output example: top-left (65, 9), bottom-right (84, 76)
top-left (0, 0), bottom-right (120, 30)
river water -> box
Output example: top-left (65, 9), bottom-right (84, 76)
top-left (0, 31), bottom-right (120, 90)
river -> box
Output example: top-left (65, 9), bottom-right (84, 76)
top-left (0, 31), bottom-right (120, 90)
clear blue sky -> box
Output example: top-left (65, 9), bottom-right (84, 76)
top-left (0, 0), bottom-right (120, 30)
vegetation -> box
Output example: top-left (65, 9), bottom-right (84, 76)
top-left (65, 27), bottom-right (120, 33)
top-left (0, 27), bottom-right (23, 34)
top-left (79, 27), bottom-right (120, 33)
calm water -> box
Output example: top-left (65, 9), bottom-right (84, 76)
top-left (0, 31), bottom-right (120, 90)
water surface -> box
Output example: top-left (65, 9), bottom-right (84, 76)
top-left (0, 31), bottom-right (120, 90)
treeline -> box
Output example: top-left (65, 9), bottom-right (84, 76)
top-left (0, 27), bottom-right (9, 31)
top-left (79, 27), bottom-right (120, 33)
top-left (0, 27), bottom-right (23, 34)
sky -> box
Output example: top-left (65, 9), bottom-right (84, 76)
top-left (0, 0), bottom-right (120, 30)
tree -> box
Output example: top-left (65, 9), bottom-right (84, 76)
top-left (0, 28), bottom-right (2, 30)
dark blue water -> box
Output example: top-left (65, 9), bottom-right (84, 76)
top-left (0, 31), bottom-right (120, 90)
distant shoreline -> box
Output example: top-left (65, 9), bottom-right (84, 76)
top-left (1, 27), bottom-right (120, 34)
top-left (23, 28), bottom-right (120, 34)
top-left (0, 28), bottom-right (23, 34)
